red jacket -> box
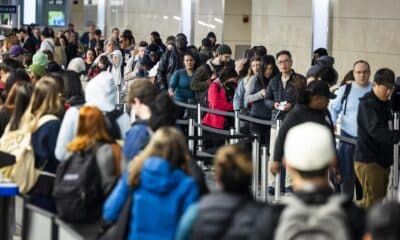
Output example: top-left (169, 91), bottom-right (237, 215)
top-left (202, 80), bottom-right (233, 129)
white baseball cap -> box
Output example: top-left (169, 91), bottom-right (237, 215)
top-left (284, 122), bottom-right (335, 171)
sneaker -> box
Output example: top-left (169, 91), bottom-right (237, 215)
top-left (284, 186), bottom-right (294, 194)
top-left (267, 186), bottom-right (275, 195)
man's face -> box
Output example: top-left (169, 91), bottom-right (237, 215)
top-left (277, 54), bottom-right (293, 74)
top-left (88, 32), bottom-right (95, 40)
top-left (373, 83), bottom-right (393, 102)
top-left (149, 51), bottom-right (158, 63)
top-left (218, 54), bottom-right (231, 65)
top-left (112, 30), bottom-right (120, 40)
top-left (353, 62), bottom-right (370, 87)
top-left (17, 32), bottom-right (23, 41)
top-left (119, 37), bottom-right (130, 50)
top-left (33, 29), bottom-right (40, 39)
top-left (175, 37), bottom-right (186, 50)
top-left (138, 46), bottom-right (147, 58)
top-left (88, 25), bottom-right (95, 33)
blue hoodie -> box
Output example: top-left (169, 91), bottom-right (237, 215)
top-left (103, 157), bottom-right (199, 240)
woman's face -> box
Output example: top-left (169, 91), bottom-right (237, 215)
top-left (251, 60), bottom-right (261, 75)
top-left (86, 50), bottom-right (95, 61)
top-left (106, 41), bottom-right (115, 54)
top-left (184, 55), bottom-right (195, 70)
top-left (264, 64), bottom-right (273, 79)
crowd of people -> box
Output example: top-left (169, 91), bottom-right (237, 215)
top-left (0, 22), bottom-right (398, 240)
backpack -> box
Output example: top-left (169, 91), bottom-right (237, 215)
top-left (340, 83), bottom-right (352, 115)
top-left (104, 108), bottom-right (123, 140)
top-left (0, 114), bottom-right (58, 194)
top-left (197, 60), bottom-right (218, 107)
top-left (54, 144), bottom-right (103, 222)
top-left (274, 195), bottom-right (351, 240)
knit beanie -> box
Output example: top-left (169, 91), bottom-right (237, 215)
top-left (216, 44), bottom-right (232, 55)
top-left (29, 64), bottom-right (46, 78)
top-left (32, 52), bottom-right (49, 66)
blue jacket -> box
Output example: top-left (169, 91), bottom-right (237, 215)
top-left (103, 157), bottom-right (199, 240)
top-left (122, 121), bottom-right (150, 163)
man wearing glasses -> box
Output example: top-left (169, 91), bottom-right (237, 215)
top-left (266, 50), bottom-right (305, 195)
top-left (266, 50), bottom-right (306, 121)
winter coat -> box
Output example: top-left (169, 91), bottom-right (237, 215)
top-left (103, 157), bottom-right (199, 240)
top-left (355, 91), bottom-right (395, 168)
top-left (202, 80), bottom-right (234, 129)
top-left (265, 71), bottom-right (306, 120)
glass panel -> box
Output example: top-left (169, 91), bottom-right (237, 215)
top-left (193, 0), bottom-right (224, 46)
top-left (106, 0), bottom-right (181, 43)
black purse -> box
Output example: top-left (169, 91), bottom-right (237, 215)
top-left (97, 193), bottom-right (132, 240)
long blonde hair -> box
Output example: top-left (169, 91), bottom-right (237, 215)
top-left (20, 76), bottom-right (62, 132)
top-left (128, 127), bottom-right (190, 187)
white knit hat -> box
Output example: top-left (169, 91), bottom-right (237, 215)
top-left (284, 122), bottom-right (335, 171)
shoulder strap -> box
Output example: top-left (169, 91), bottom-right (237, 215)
top-left (205, 59), bottom-right (217, 75)
top-left (341, 83), bottom-right (352, 115)
top-left (38, 114), bottom-right (58, 128)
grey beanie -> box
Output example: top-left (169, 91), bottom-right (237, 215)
top-left (216, 44), bottom-right (232, 55)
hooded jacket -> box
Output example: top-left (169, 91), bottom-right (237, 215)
top-left (54, 71), bottom-right (130, 161)
top-left (103, 157), bottom-right (199, 240)
top-left (110, 50), bottom-right (123, 87)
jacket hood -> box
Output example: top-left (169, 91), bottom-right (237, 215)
top-left (67, 57), bottom-right (86, 74)
top-left (110, 50), bottom-right (123, 86)
top-left (85, 71), bottom-right (116, 112)
top-left (140, 156), bottom-right (187, 194)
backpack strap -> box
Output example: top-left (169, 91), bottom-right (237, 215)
top-left (340, 83), bottom-right (352, 115)
top-left (205, 59), bottom-right (217, 76)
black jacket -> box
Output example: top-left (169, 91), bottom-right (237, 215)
top-left (355, 91), bottom-right (394, 168)
top-left (156, 47), bottom-right (200, 90)
top-left (266, 71), bottom-right (306, 120)
top-left (273, 104), bottom-right (334, 163)
top-left (23, 35), bottom-right (37, 55)
top-left (191, 192), bottom-right (263, 240)
top-left (251, 188), bottom-right (366, 240)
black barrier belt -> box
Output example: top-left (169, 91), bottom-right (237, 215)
top-left (238, 114), bottom-right (275, 126)
top-left (336, 134), bottom-right (357, 145)
top-left (199, 106), bottom-right (235, 117)
top-left (176, 119), bottom-right (189, 125)
top-left (174, 101), bottom-right (197, 110)
top-left (194, 123), bottom-right (231, 136)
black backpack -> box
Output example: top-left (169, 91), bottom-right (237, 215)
top-left (104, 108), bottom-right (123, 140)
top-left (54, 145), bottom-right (103, 222)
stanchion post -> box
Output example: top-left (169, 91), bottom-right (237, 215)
top-left (234, 110), bottom-right (240, 134)
top-left (197, 103), bottom-right (203, 152)
top-left (274, 120), bottom-right (282, 202)
top-left (252, 133), bottom-right (260, 199)
top-left (392, 112), bottom-right (399, 201)
top-left (229, 128), bottom-right (236, 145)
top-left (261, 145), bottom-right (268, 202)
top-left (188, 118), bottom-right (195, 154)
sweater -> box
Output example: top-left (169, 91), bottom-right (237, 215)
top-left (32, 119), bottom-right (61, 173)
top-left (169, 69), bottom-right (195, 103)
top-left (329, 82), bottom-right (371, 137)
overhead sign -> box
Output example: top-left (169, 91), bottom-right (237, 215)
top-left (0, 5), bottom-right (17, 14)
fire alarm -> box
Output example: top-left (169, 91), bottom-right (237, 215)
top-left (243, 15), bottom-right (249, 23)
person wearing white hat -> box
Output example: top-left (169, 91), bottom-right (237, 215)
top-left (251, 122), bottom-right (366, 240)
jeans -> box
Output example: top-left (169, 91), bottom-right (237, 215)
top-left (338, 130), bottom-right (363, 200)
